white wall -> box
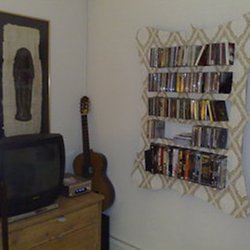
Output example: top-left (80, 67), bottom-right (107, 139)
top-left (2, 1), bottom-right (250, 250)
top-left (87, 1), bottom-right (250, 250)
top-left (0, 0), bottom-right (88, 172)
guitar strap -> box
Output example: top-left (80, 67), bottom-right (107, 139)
top-left (0, 181), bottom-right (9, 250)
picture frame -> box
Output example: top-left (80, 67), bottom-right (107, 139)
top-left (0, 11), bottom-right (49, 138)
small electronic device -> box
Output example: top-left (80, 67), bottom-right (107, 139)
top-left (62, 173), bottom-right (91, 197)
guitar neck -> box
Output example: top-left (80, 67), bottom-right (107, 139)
top-left (81, 115), bottom-right (91, 165)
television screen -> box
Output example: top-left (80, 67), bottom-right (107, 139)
top-left (0, 133), bottom-right (65, 216)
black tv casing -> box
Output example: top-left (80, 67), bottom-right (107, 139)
top-left (0, 133), bottom-right (65, 217)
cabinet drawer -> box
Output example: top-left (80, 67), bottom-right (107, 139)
top-left (9, 204), bottom-right (99, 250)
top-left (31, 223), bottom-right (100, 250)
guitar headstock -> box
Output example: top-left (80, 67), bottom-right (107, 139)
top-left (80, 96), bottom-right (89, 116)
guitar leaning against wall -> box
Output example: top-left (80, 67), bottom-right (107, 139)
top-left (73, 96), bottom-right (115, 211)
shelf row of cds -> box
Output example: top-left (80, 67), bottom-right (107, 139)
top-left (148, 71), bottom-right (232, 94)
top-left (145, 143), bottom-right (227, 189)
top-left (148, 120), bottom-right (228, 150)
top-left (150, 42), bottom-right (235, 68)
top-left (192, 125), bottom-right (228, 149)
top-left (148, 97), bottom-right (228, 121)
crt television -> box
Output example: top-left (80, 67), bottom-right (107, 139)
top-left (0, 133), bottom-right (65, 216)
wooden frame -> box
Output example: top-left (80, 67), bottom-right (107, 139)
top-left (0, 11), bottom-right (49, 138)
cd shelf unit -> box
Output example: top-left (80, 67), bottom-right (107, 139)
top-left (132, 12), bottom-right (250, 218)
top-left (145, 43), bottom-right (231, 190)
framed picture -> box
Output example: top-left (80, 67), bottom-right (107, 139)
top-left (0, 11), bottom-right (49, 138)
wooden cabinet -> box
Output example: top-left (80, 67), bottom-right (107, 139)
top-left (0, 192), bottom-right (103, 250)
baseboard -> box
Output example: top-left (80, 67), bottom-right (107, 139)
top-left (110, 236), bottom-right (140, 250)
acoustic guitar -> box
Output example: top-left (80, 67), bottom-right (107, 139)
top-left (73, 96), bottom-right (115, 211)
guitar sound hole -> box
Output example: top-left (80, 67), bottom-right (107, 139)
top-left (83, 165), bottom-right (94, 178)
top-left (89, 166), bottom-right (94, 174)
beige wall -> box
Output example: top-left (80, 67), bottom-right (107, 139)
top-left (87, 1), bottom-right (250, 250)
top-left (0, 0), bottom-right (88, 171)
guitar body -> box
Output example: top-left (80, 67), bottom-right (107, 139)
top-left (73, 150), bottom-right (115, 211)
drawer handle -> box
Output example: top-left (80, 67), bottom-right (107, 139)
top-left (56, 215), bottom-right (66, 223)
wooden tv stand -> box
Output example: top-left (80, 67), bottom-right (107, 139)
top-left (0, 192), bottom-right (103, 250)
